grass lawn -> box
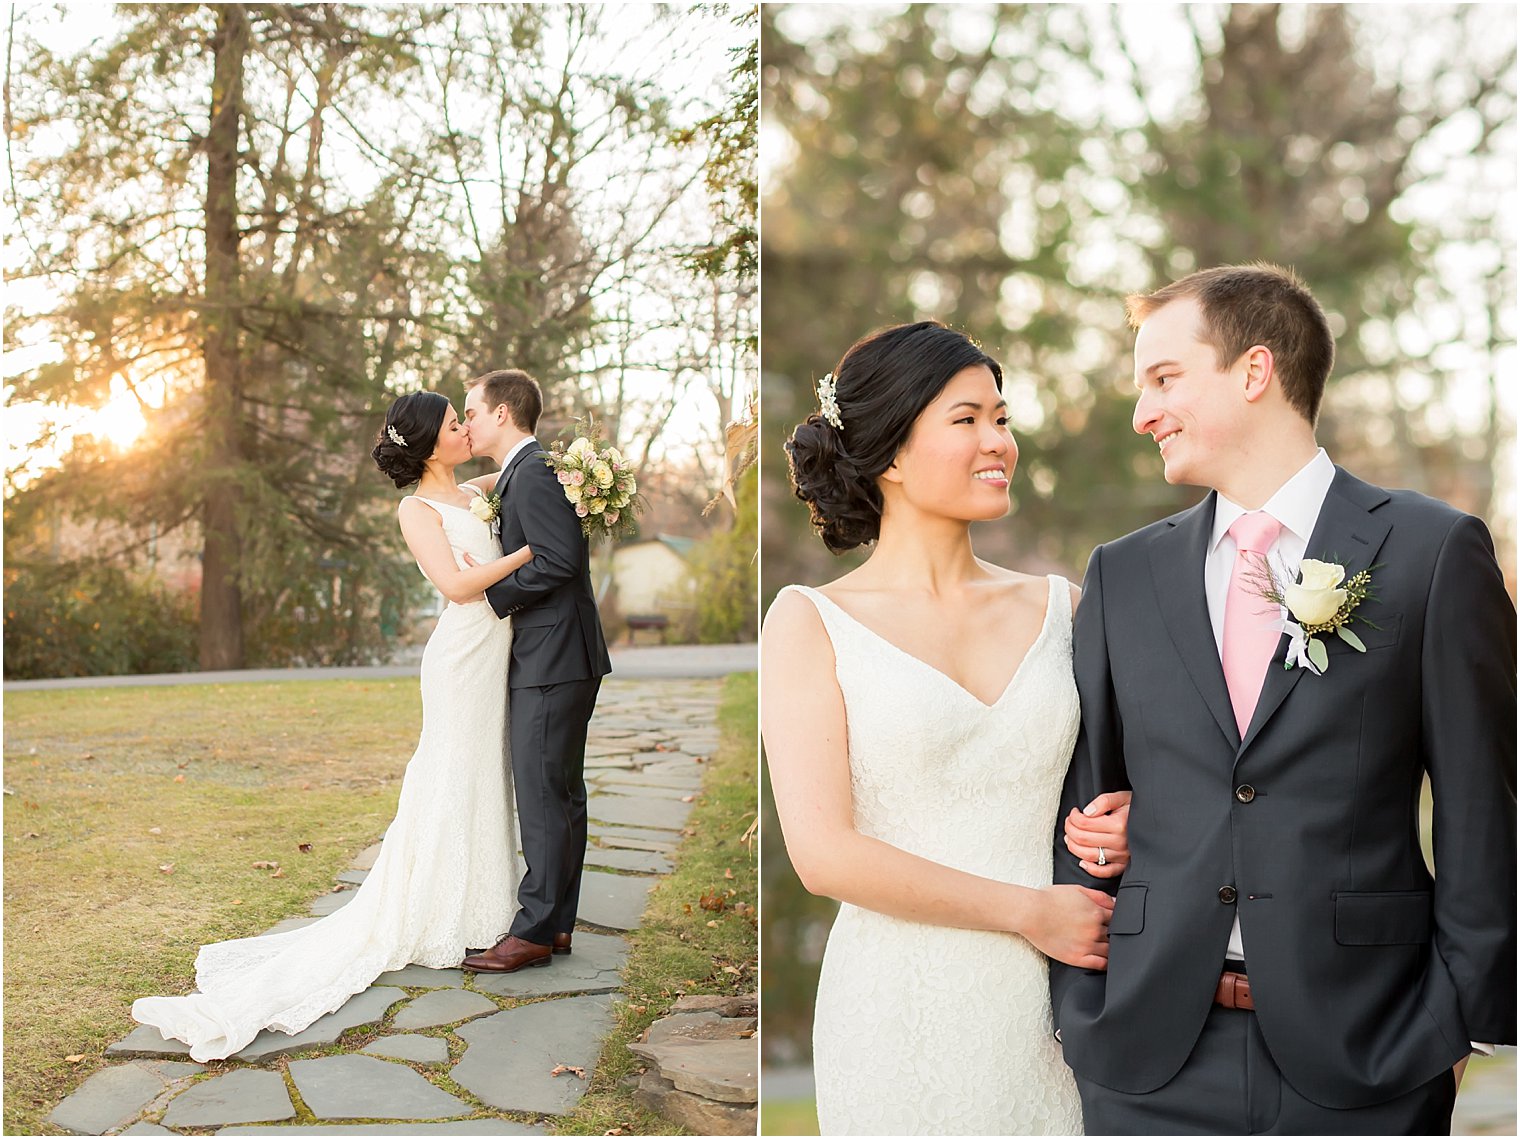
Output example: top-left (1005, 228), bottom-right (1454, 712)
top-left (559, 670), bottom-right (759, 1135)
top-left (761, 1096), bottom-right (819, 1136)
top-left (3, 679), bottom-right (419, 1135)
top-left (3, 672), bottom-right (757, 1136)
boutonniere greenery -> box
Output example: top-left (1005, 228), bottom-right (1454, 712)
top-left (1245, 556), bottom-right (1379, 675)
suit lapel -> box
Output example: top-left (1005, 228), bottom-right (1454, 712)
top-left (1148, 493), bottom-right (1240, 748)
top-left (1237, 467), bottom-right (1393, 755)
top-left (494, 440), bottom-right (538, 497)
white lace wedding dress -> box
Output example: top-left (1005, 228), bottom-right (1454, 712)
top-left (783, 574), bottom-right (1084, 1135)
top-left (133, 489), bottom-right (519, 1062)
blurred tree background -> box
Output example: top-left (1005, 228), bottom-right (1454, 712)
top-left (4, 2), bottom-right (757, 678)
top-left (760, 2), bottom-right (1515, 1067)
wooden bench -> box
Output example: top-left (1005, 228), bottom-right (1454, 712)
top-left (624, 613), bottom-right (669, 645)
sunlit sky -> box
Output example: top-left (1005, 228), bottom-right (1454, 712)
top-left (3, 3), bottom-right (754, 487)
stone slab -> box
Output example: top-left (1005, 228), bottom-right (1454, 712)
top-left (472, 931), bottom-right (628, 998)
top-left (362, 1034), bottom-right (450, 1064)
top-left (106, 1026), bottom-right (194, 1060)
top-left (390, 988), bottom-right (498, 1030)
top-left (350, 843), bottom-right (383, 870)
top-left (452, 994), bottom-right (615, 1115)
top-left (123, 1124), bottom-right (176, 1135)
top-left (593, 834), bottom-right (678, 854)
top-left (635, 1070), bottom-right (757, 1136)
top-left (162, 1069), bottom-right (295, 1129)
top-left (595, 770), bottom-right (705, 791)
top-left (589, 792), bottom-right (691, 830)
top-left (219, 1124), bottom-right (547, 1136)
top-left (48, 1061), bottom-right (203, 1135)
top-left (584, 753), bottom-right (637, 769)
top-left (261, 916), bottom-right (321, 936)
top-left (628, 1036), bottom-right (757, 1103)
top-left (630, 750), bottom-right (702, 766)
top-left (289, 1054), bottom-right (468, 1120)
top-left (588, 822), bottom-right (682, 845)
top-left (589, 779), bottom-right (695, 801)
top-left (336, 869), bottom-right (369, 885)
top-left (576, 869), bottom-right (656, 931)
top-left (310, 889), bottom-right (356, 916)
top-left (375, 965), bottom-right (464, 989)
top-left (232, 986), bottom-right (406, 1061)
top-left (583, 846), bottom-right (672, 874)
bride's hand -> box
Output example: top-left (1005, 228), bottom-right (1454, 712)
top-left (1064, 791), bottom-right (1132, 878)
top-left (1027, 885), bottom-right (1114, 970)
top-left (462, 552), bottom-right (480, 567)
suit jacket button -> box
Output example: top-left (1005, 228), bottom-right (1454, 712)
top-left (1235, 784), bottom-right (1256, 803)
top-left (1218, 885), bottom-right (1238, 904)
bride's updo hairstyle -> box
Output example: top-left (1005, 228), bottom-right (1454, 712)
top-left (372, 391), bottom-right (451, 489)
top-left (786, 321), bottom-right (1003, 554)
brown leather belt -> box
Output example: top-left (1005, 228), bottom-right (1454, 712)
top-left (1215, 970), bottom-right (1254, 1011)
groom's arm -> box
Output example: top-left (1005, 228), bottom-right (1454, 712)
top-left (1051, 546), bottom-right (1131, 1019)
top-left (1422, 512), bottom-right (1517, 1046)
top-left (484, 456), bottom-right (582, 619)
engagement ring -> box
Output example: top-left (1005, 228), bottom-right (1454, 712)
top-left (1097, 846), bottom-right (1108, 866)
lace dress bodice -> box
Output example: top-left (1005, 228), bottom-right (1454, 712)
top-left (782, 574), bottom-right (1085, 1135)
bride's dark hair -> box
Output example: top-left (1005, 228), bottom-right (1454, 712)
top-left (372, 391), bottom-right (451, 489)
top-left (786, 321), bottom-right (1003, 554)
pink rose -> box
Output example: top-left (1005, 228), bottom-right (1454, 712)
top-left (605, 509), bottom-right (619, 525)
top-left (569, 471), bottom-right (585, 487)
top-left (557, 471), bottom-right (573, 485)
top-left (575, 503), bottom-right (589, 518)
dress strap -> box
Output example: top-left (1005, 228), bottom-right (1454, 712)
top-left (773, 584), bottom-right (855, 656)
top-left (402, 495), bottom-right (446, 518)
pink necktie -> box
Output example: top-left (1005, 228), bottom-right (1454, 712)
top-left (1222, 511), bottom-right (1284, 736)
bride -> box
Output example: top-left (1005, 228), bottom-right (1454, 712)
top-left (133, 391), bottom-right (530, 1062)
top-left (762, 321), bottom-right (1132, 1135)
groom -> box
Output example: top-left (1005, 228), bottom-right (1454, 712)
top-left (1051, 264), bottom-right (1516, 1133)
top-left (458, 368), bottom-right (612, 974)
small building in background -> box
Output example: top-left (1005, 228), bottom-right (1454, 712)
top-left (606, 534), bottom-right (695, 642)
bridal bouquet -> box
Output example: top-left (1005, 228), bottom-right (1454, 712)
top-left (544, 424), bottom-right (643, 542)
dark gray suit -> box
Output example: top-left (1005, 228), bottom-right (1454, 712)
top-left (1051, 467), bottom-right (1516, 1132)
top-left (485, 440), bottom-right (612, 945)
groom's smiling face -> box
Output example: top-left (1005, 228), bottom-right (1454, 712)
top-left (1131, 296), bottom-right (1251, 493)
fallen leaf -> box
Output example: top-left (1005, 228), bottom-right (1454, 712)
top-left (65, 1054), bottom-right (85, 1064)
top-left (300, 782), bottom-right (312, 791)
top-left (158, 864), bottom-right (174, 874)
top-left (723, 868), bottom-right (734, 879)
top-left (173, 774), bottom-right (185, 783)
top-left (682, 903), bottom-right (692, 915)
top-left (251, 861), bottom-right (279, 870)
top-left (148, 827), bottom-right (162, 835)
top-left (699, 891), bottom-right (726, 912)
top-left (297, 843), bottom-right (313, 853)
top-left (722, 965), bottom-right (742, 976)
top-left (270, 868), bottom-right (285, 878)
top-left (550, 1064), bottom-right (587, 1079)
top-left (231, 899), bottom-right (243, 905)
top-left (81, 753), bottom-right (94, 761)
top-left (706, 919), bottom-right (719, 928)
top-left (739, 1029), bottom-right (755, 1038)
top-left (24, 831), bottom-right (39, 839)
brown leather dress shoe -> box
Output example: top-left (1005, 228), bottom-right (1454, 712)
top-left (460, 935), bottom-right (552, 973)
top-left (553, 933), bottom-right (572, 956)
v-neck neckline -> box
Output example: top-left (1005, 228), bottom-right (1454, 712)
top-left (802, 574), bottom-right (1058, 710)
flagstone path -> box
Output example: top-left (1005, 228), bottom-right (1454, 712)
top-left (48, 676), bottom-right (726, 1136)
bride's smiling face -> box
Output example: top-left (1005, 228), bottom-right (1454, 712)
top-left (880, 364), bottom-right (1016, 522)
top-left (430, 405), bottom-right (473, 467)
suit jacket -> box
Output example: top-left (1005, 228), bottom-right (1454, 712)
top-left (1050, 467), bottom-right (1516, 1110)
top-left (484, 443), bottom-right (612, 689)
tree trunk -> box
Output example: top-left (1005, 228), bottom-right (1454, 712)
top-left (199, 4), bottom-right (249, 670)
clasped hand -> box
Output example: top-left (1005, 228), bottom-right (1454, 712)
top-left (1063, 790), bottom-right (1132, 878)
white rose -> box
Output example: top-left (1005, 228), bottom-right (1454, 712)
top-left (591, 460), bottom-right (614, 489)
top-left (605, 446), bottom-right (624, 464)
top-left (1285, 560), bottom-right (1348, 626)
top-left (587, 496), bottom-right (607, 515)
top-left (468, 496), bottom-right (494, 522)
top-left (565, 484), bottom-right (582, 504)
top-left (568, 437), bottom-right (595, 459)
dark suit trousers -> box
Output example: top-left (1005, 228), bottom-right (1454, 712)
top-left (507, 676), bottom-right (601, 945)
top-left (1076, 1005), bottom-right (1457, 1135)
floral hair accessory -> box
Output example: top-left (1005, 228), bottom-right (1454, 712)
top-left (817, 373), bottom-right (842, 430)
top-left (386, 425), bottom-right (407, 447)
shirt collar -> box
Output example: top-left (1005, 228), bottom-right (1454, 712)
top-left (1211, 447), bottom-right (1335, 551)
top-left (502, 435), bottom-right (538, 471)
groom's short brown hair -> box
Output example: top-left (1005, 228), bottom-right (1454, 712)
top-left (466, 369), bottom-right (542, 433)
top-left (1125, 263), bottom-right (1334, 426)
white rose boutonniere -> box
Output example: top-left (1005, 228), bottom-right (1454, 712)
top-left (1244, 554), bottom-right (1377, 675)
top-left (468, 491), bottom-right (502, 536)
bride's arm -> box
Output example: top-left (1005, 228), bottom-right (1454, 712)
top-left (398, 500), bottom-right (531, 603)
top-left (462, 472), bottom-right (501, 493)
top-left (761, 590), bottom-right (1114, 970)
